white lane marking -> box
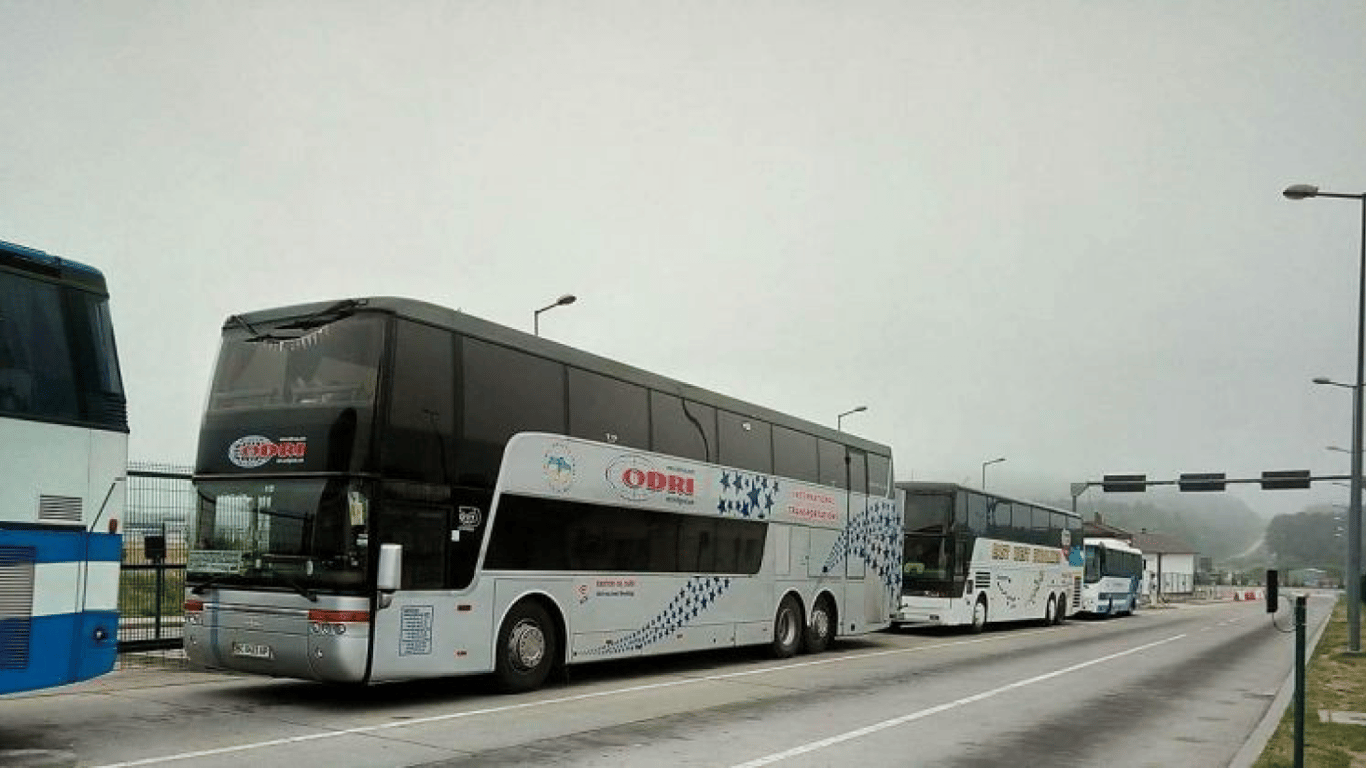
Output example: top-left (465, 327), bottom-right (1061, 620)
top-left (729, 633), bottom-right (1188, 768)
top-left (90, 628), bottom-right (1061, 767)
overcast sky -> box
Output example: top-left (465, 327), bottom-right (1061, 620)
top-left (4, 2), bottom-right (1365, 520)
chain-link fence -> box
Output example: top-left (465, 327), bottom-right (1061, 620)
top-left (120, 462), bottom-right (193, 662)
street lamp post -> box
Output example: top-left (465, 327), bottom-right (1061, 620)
top-left (534, 294), bottom-right (577, 336)
top-left (981, 457), bottom-right (1006, 490)
top-left (1290, 182), bottom-right (1366, 653)
top-left (837, 405), bottom-right (867, 432)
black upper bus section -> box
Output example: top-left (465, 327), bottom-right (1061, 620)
top-left (196, 297), bottom-right (894, 494)
top-left (897, 481), bottom-right (1082, 546)
top-left (0, 240), bottom-right (127, 432)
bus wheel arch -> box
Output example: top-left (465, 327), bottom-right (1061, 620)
top-left (494, 596), bottom-right (562, 693)
top-left (771, 592), bottom-right (804, 658)
top-left (805, 592), bottom-right (837, 654)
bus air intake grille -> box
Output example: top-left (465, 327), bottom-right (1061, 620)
top-left (975, 572), bottom-right (991, 589)
top-left (38, 495), bottom-right (83, 524)
top-left (1072, 576), bottom-right (1082, 606)
top-left (0, 546), bottom-right (36, 670)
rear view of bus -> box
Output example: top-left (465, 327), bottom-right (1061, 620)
top-left (0, 240), bottom-right (127, 694)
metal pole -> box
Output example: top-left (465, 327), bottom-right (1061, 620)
top-left (1352, 195), bottom-right (1365, 653)
top-left (1294, 593), bottom-right (1306, 768)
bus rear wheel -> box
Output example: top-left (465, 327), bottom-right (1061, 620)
top-left (1044, 595), bottom-right (1057, 626)
top-left (1053, 594), bottom-right (1067, 625)
top-left (771, 594), bottom-right (803, 658)
top-left (495, 600), bottom-right (557, 693)
top-left (805, 595), bottom-right (835, 654)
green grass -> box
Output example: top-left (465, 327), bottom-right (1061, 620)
top-left (1254, 598), bottom-right (1366, 768)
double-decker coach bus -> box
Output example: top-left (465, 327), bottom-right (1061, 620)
top-left (1, 240), bottom-right (126, 695)
top-left (1080, 537), bottom-right (1143, 616)
top-left (893, 482), bottom-right (1083, 632)
top-left (183, 297), bottom-right (900, 692)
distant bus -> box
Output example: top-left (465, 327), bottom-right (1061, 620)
top-left (1080, 537), bottom-right (1143, 616)
top-left (183, 297), bottom-right (901, 692)
top-left (0, 240), bottom-right (126, 694)
top-left (893, 482), bottom-right (1083, 632)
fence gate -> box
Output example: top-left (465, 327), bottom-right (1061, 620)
top-left (120, 464), bottom-right (193, 653)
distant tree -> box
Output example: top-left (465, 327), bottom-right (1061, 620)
top-left (1264, 509), bottom-right (1346, 571)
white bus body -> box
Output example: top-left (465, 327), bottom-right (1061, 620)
top-left (894, 482), bottom-right (1083, 632)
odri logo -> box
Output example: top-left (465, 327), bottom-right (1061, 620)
top-left (606, 454), bottom-right (695, 502)
top-left (544, 442), bottom-right (576, 493)
top-left (228, 435), bottom-right (307, 469)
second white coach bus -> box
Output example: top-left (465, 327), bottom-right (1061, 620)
top-left (893, 482), bottom-right (1083, 632)
top-left (183, 297), bottom-right (900, 691)
top-left (1080, 537), bottom-right (1143, 616)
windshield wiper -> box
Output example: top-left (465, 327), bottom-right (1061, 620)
top-left (241, 299), bottom-right (363, 344)
top-left (282, 576), bottom-right (318, 602)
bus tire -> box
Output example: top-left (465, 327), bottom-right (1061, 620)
top-left (1044, 594), bottom-right (1057, 626)
top-left (1054, 594), bottom-right (1067, 625)
top-left (969, 596), bottom-right (988, 634)
top-left (494, 600), bottom-right (557, 693)
top-left (771, 594), bottom-right (803, 658)
top-left (805, 595), bottom-right (835, 654)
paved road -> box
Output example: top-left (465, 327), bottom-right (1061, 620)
top-left (0, 596), bottom-right (1332, 768)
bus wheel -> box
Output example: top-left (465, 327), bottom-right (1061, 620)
top-left (970, 597), bottom-right (988, 634)
top-left (771, 594), bottom-right (803, 658)
top-left (805, 595), bottom-right (835, 654)
top-left (1044, 595), bottom-right (1057, 626)
top-left (1054, 594), bottom-right (1067, 625)
top-left (495, 601), bottom-right (556, 693)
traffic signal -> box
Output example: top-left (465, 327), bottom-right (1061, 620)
top-left (1260, 470), bottom-right (1311, 490)
top-left (1266, 569), bottom-right (1279, 613)
top-left (1179, 472), bottom-right (1227, 492)
top-left (1102, 474), bottom-right (1147, 492)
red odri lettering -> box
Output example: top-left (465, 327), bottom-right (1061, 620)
top-left (667, 475), bottom-right (694, 495)
top-left (646, 471), bottom-right (668, 491)
top-left (623, 468), bottom-right (646, 488)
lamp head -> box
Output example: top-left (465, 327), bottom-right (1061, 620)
top-left (1283, 184), bottom-right (1320, 200)
top-left (556, 294), bottom-right (577, 306)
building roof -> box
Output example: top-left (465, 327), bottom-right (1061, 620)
top-left (1131, 531), bottom-right (1198, 555)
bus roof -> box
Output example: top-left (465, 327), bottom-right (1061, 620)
top-left (895, 480), bottom-right (1081, 520)
top-left (221, 296), bottom-right (894, 457)
top-left (1085, 537), bottom-right (1143, 554)
top-left (0, 239), bottom-right (108, 293)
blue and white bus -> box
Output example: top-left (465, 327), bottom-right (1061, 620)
top-left (1080, 537), bottom-right (1143, 616)
top-left (184, 297), bottom-right (900, 692)
top-left (0, 240), bottom-right (127, 694)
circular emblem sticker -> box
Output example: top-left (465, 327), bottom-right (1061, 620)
top-left (228, 435), bottom-right (274, 469)
top-left (544, 442), bottom-right (576, 493)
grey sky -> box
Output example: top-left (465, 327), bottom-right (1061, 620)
top-left (3, 2), bottom-right (1364, 519)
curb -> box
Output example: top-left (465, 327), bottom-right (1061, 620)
top-left (1228, 593), bottom-right (1339, 768)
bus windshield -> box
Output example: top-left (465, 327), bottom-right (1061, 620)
top-left (1084, 546), bottom-right (1102, 583)
top-left (903, 493), bottom-right (951, 534)
top-left (188, 478), bottom-right (370, 595)
top-left (207, 313), bottom-right (383, 412)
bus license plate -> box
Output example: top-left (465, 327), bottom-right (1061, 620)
top-left (231, 641), bottom-right (274, 660)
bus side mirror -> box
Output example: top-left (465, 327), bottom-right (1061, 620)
top-left (1266, 569), bottom-right (1278, 613)
top-left (377, 544), bottom-right (402, 608)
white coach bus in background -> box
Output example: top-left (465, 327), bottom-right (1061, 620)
top-left (1080, 537), bottom-right (1143, 616)
top-left (894, 482), bottom-right (1083, 632)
